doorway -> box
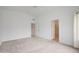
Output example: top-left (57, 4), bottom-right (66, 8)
top-left (31, 23), bottom-right (36, 37)
top-left (51, 20), bottom-right (59, 42)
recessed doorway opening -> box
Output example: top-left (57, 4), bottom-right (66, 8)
top-left (51, 20), bottom-right (59, 42)
top-left (31, 23), bottom-right (36, 37)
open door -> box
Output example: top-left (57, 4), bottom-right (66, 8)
top-left (51, 20), bottom-right (59, 42)
top-left (74, 12), bottom-right (79, 48)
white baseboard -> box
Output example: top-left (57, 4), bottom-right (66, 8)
top-left (0, 37), bottom-right (31, 46)
top-left (2, 37), bottom-right (31, 42)
top-left (35, 36), bottom-right (50, 41)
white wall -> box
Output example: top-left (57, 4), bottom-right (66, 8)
top-left (36, 7), bottom-right (79, 46)
top-left (0, 9), bottom-right (33, 42)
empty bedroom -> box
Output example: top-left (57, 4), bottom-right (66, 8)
top-left (0, 6), bottom-right (79, 53)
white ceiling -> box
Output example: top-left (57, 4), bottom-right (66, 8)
top-left (0, 6), bottom-right (79, 17)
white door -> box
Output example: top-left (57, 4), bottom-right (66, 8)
top-left (74, 12), bottom-right (79, 48)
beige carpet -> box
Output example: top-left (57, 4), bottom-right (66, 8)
top-left (0, 37), bottom-right (78, 53)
